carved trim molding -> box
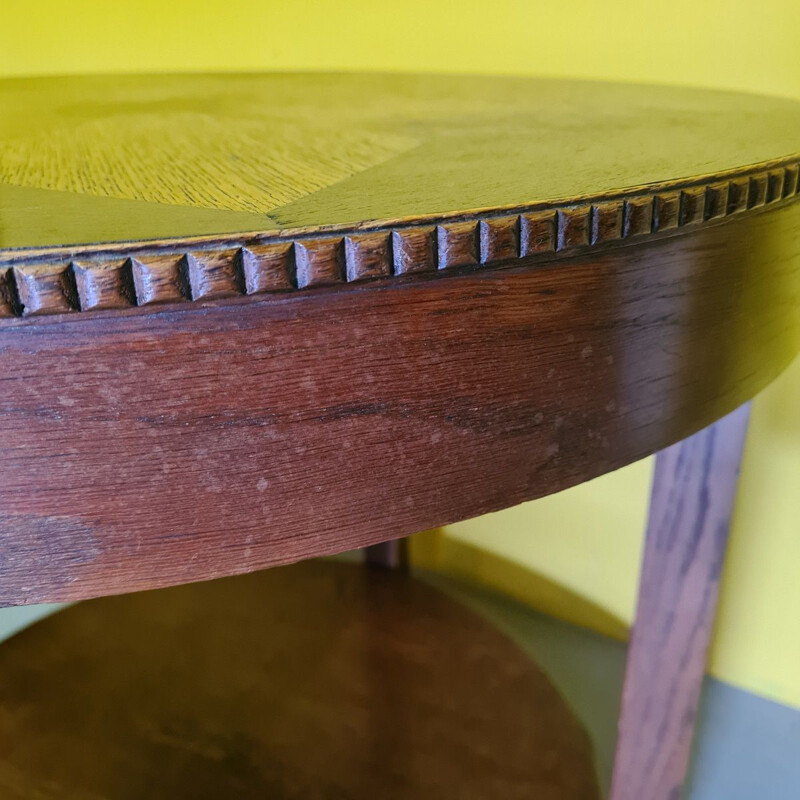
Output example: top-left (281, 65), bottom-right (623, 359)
top-left (1, 159), bottom-right (798, 318)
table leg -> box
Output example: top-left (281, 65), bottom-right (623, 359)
top-left (609, 403), bottom-right (751, 800)
top-left (364, 538), bottom-right (409, 570)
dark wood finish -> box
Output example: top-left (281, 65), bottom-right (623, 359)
top-left (0, 202), bottom-right (797, 606)
top-left (2, 77), bottom-right (800, 318)
top-left (0, 559), bottom-right (599, 800)
top-left (364, 539), bottom-right (409, 570)
top-left (609, 403), bottom-right (751, 800)
top-left (0, 74), bottom-right (798, 605)
top-left (1, 162), bottom-right (798, 317)
top-left (1, 71), bottom-right (798, 800)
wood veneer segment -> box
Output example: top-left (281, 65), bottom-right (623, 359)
top-left (1, 74), bottom-right (800, 318)
top-left (2, 73), bottom-right (800, 255)
top-left (609, 403), bottom-right (751, 800)
top-left (2, 164), bottom-right (796, 319)
top-left (0, 560), bottom-right (600, 799)
top-left (0, 205), bottom-right (797, 605)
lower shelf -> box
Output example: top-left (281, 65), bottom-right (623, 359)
top-left (0, 559), bottom-right (599, 799)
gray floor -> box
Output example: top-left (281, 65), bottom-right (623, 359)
top-left (1, 573), bottom-right (798, 799)
top-left (420, 571), bottom-right (800, 799)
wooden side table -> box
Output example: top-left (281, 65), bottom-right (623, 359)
top-left (0, 73), bottom-right (798, 799)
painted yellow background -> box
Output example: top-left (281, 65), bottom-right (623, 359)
top-left (1, 0), bottom-right (798, 707)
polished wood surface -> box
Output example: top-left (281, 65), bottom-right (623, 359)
top-left (610, 404), bottom-right (751, 800)
top-left (0, 200), bottom-right (798, 605)
top-left (4, 155), bottom-right (797, 317)
top-left (1, 73), bottom-right (799, 800)
top-left (0, 559), bottom-right (599, 800)
top-left (1, 75), bottom-right (800, 319)
top-left (0, 74), bottom-right (799, 605)
top-left (2, 74), bottom-right (799, 251)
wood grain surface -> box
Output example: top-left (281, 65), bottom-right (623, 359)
top-left (0, 201), bottom-right (798, 605)
top-left (2, 73), bottom-right (800, 318)
top-left (1, 73), bottom-right (798, 796)
top-left (2, 74), bottom-right (800, 251)
top-left (609, 404), bottom-right (751, 800)
top-left (0, 559), bottom-right (599, 800)
top-left (2, 159), bottom-right (797, 318)
top-left (0, 73), bottom-right (799, 605)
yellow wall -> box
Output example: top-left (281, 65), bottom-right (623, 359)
top-left (435, 355), bottom-right (800, 708)
top-left (0, 1), bottom-right (798, 99)
top-left (2, 0), bottom-right (798, 707)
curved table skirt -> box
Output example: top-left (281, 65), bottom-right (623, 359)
top-left (0, 203), bottom-right (798, 604)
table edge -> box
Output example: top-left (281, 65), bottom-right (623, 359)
top-left (1, 155), bottom-right (798, 319)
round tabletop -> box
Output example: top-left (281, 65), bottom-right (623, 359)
top-left (1, 73), bottom-right (800, 252)
top-left (0, 74), bottom-right (798, 604)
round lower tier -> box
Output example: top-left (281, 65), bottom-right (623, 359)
top-left (0, 559), bottom-right (599, 799)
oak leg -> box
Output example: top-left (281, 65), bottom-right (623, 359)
top-left (609, 403), bottom-right (751, 800)
top-left (364, 538), bottom-right (409, 570)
